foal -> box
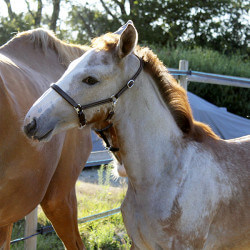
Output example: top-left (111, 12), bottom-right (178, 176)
top-left (24, 22), bottom-right (250, 249)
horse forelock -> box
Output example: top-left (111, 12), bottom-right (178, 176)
top-left (2, 28), bottom-right (88, 67)
top-left (91, 33), bottom-right (119, 52)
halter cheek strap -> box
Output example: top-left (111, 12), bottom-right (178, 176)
top-left (50, 84), bottom-right (86, 127)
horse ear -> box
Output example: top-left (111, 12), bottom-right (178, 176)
top-left (114, 20), bottom-right (134, 35)
top-left (117, 22), bottom-right (138, 59)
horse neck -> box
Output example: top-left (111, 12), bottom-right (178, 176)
top-left (113, 71), bottom-right (183, 185)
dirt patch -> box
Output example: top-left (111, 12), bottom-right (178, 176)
top-left (79, 166), bottom-right (128, 188)
top-left (76, 182), bottom-right (125, 197)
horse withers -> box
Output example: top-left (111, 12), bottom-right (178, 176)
top-left (0, 29), bottom-right (92, 250)
top-left (24, 22), bottom-right (250, 249)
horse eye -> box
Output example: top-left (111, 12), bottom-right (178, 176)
top-left (82, 76), bottom-right (99, 85)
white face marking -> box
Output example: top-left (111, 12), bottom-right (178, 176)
top-left (56, 49), bottom-right (117, 104)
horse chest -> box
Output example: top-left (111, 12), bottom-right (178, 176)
top-left (121, 191), bottom-right (163, 249)
top-left (121, 184), bottom-right (187, 249)
top-left (121, 179), bottom-right (219, 249)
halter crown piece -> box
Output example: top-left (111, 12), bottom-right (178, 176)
top-left (50, 55), bottom-right (144, 128)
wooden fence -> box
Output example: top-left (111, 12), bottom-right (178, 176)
top-left (19, 59), bottom-right (250, 249)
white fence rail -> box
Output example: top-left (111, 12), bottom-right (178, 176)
top-left (17, 60), bottom-right (250, 249)
top-left (173, 60), bottom-right (250, 90)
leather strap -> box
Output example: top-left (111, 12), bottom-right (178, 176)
top-left (114, 55), bottom-right (143, 99)
top-left (95, 123), bottom-right (119, 152)
top-left (51, 84), bottom-right (79, 108)
top-left (51, 84), bottom-right (86, 127)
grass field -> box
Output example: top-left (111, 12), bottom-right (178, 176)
top-left (11, 165), bottom-right (130, 250)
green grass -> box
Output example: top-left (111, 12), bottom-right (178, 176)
top-left (11, 165), bottom-right (130, 250)
top-left (148, 44), bottom-right (250, 78)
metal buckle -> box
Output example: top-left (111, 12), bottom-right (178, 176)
top-left (74, 104), bottom-right (86, 128)
top-left (111, 95), bottom-right (118, 105)
top-left (127, 79), bottom-right (135, 88)
top-left (74, 104), bottom-right (82, 114)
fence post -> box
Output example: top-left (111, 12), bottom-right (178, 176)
top-left (24, 207), bottom-right (38, 250)
top-left (179, 60), bottom-right (189, 90)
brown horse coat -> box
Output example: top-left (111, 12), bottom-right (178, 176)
top-left (0, 29), bottom-right (91, 249)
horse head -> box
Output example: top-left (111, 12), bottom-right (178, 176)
top-left (24, 21), bottom-right (141, 142)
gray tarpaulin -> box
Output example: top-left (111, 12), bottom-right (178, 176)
top-left (188, 92), bottom-right (250, 139)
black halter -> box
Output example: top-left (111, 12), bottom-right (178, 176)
top-left (50, 55), bottom-right (143, 152)
top-left (50, 55), bottom-right (143, 128)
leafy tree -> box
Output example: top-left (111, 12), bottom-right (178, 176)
top-left (25, 0), bottom-right (43, 26)
top-left (0, 0), bottom-right (62, 46)
top-left (189, 0), bottom-right (249, 57)
top-left (0, 14), bottom-right (34, 45)
top-left (67, 3), bottom-right (120, 44)
top-left (67, 0), bottom-right (249, 57)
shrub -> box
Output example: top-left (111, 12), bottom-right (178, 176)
top-left (148, 44), bottom-right (250, 118)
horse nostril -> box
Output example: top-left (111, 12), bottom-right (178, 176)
top-left (24, 118), bottom-right (37, 137)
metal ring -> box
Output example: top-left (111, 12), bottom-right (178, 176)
top-left (74, 104), bottom-right (82, 114)
top-left (127, 79), bottom-right (135, 88)
top-left (111, 95), bottom-right (118, 105)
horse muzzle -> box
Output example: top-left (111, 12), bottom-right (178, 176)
top-left (23, 115), bottom-right (56, 142)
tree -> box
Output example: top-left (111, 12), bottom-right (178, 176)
top-left (0, 13), bottom-right (34, 45)
top-left (67, 0), bottom-right (249, 57)
top-left (3, 0), bottom-right (14, 19)
top-left (67, 3), bottom-right (120, 44)
top-left (0, 0), bottom-right (62, 45)
top-left (189, 0), bottom-right (249, 57)
top-left (50, 0), bottom-right (61, 32)
top-left (25, 0), bottom-right (43, 26)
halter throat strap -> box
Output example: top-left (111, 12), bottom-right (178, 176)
top-left (95, 123), bottom-right (119, 152)
top-left (50, 55), bottom-right (143, 127)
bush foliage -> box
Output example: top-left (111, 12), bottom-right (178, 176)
top-left (149, 44), bottom-right (250, 118)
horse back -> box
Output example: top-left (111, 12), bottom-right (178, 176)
top-left (205, 135), bottom-right (250, 248)
top-left (0, 36), bottom-right (66, 114)
top-left (223, 135), bottom-right (250, 175)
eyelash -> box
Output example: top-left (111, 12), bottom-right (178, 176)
top-left (82, 76), bottom-right (99, 85)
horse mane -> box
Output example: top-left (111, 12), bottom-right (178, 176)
top-left (93, 33), bottom-right (219, 142)
top-left (136, 46), bottom-right (219, 141)
top-left (1, 28), bottom-right (89, 67)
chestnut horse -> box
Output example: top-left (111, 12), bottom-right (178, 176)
top-left (0, 29), bottom-right (92, 250)
top-left (24, 22), bottom-right (250, 249)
